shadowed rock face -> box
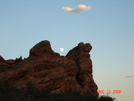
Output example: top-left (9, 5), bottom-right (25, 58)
top-left (0, 55), bottom-right (7, 66)
top-left (0, 40), bottom-right (98, 97)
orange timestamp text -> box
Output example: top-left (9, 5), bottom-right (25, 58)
top-left (97, 90), bottom-right (122, 94)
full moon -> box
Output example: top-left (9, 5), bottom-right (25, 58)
top-left (60, 48), bottom-right (64, 52)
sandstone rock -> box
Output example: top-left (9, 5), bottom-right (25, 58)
top-left (6, 59), bottom-right (15, 65)
top-left (29, 40), bottom-right (58, 56)
top-left (0, 40), bottom-right (98, 97)
top-left (66, 42), bottom-right (98, 97)
top-left (0, 55), bottom-right (7, 66)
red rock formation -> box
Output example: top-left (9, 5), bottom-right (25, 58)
top-left (66, 42), bottom-right (98, 96)
top-left (6, 59), bottom-right (15, 65)
top-left (0, 40), bottom-right (98, 97)
top-left (0, 55), bottom-right (7, 66)
top-left (29, 40), bottom-right (56, 56)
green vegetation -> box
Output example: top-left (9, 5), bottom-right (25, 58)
top-left (99, 95), bottom-right (115, 101)
top-left (14, 56), bottom-right (23, 64)
top-left (0, 82), bottom-right (116, 101)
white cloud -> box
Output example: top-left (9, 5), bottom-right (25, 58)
top-left (62, 4), bottom-right (91, 13)
top-left (125, 75), bottom-right (134, 78)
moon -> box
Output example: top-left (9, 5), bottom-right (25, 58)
top-left (60, 48), bottom-right (64, 52)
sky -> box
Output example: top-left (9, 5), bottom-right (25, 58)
top-left (0, 0), bottom-right (134, 101)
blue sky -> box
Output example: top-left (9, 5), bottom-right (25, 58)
top-left (0, 0), bottom-right (134, 101)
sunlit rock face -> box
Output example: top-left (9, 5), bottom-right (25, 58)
top-left (66, 42), bottom-right (98, 96)
top-left (0, 40), bottom-right (98, 97)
